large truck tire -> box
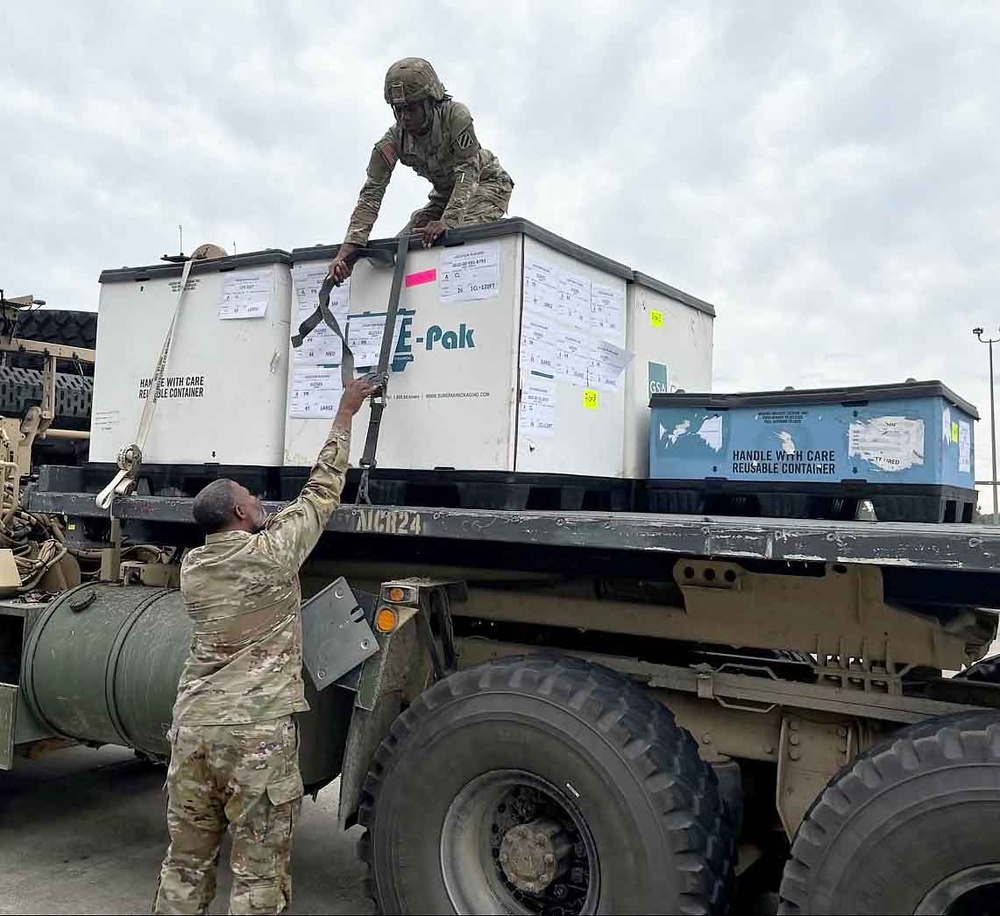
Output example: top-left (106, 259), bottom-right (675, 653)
top-left (955, 654), bottom-right (1000, 683)
top-left (0, 365), bottom-right (93, 424)
top-left (778, 710), bottom-right (1000, 915)
top-left (12, 309), bottom-right (97, 351)
top-left (357, 654), bottom-right (734, 915)
top-left (5, 309), bottom-right (97, 380)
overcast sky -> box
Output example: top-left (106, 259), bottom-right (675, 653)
top-left (4, 0), bottom-right (1000, 500)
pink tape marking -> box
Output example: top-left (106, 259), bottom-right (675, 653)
top-left (405, 268), bottom-right (437, 288)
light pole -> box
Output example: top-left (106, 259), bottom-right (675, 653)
top-left (973, 326), bottom-right (1000, 525)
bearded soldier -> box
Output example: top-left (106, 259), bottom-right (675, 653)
top-left (153, 377), bottom-right (376, 915)
top-left (328, 57), bottom-right (514, 282)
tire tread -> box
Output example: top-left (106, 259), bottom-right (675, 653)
top-left (357, 654), bottom-right (736, 914)
top-left (778, 710), bottom-right (1000, 914)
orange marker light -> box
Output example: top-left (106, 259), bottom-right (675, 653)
top-left (386, 586), bottom-right (407, 603)
top-left (375, 607), bottom-right (399, 633)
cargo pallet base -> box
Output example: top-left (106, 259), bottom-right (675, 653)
top-left (42, 464), bottom-right (637, 512)
top-left (282, 468), bottom-right (637, 512)
top-left (40, 463), bottom-right (284, 502)
top-left (644, 480), bottom-right (978, 524)
top-left (39, 465), bottom-right (978, 522)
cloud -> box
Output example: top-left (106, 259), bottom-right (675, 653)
top-left (3, 0), bottom-right (1000, 497)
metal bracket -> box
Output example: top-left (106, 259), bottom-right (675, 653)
top-left (673, 557), bottom-right (978, 673)
top-left (776, 714), bottom-right (856, 838)
top-left (120, 561), bottom-right (180, 589)
top-left (0, 684), bottom-right (16, 770)
top-left (0, 332), bottom-right (94, 444)
top-left (0, 338), bottom-right (96, 364)
top-left (301, 577), bottom-right (379, 692)
top-left (39, 353), bottom-right (56, 433)
top-left (17, 407), bottom-right (43, 478)
top-left (691, 662), bottom-right (778, 713)
top-left (100, 518), bottom-right (124, 582)
top-left (383, 577), bottom-right (465, 682)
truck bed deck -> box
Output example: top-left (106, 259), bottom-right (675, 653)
top-left (27, 488), bottom-right (1000, 574)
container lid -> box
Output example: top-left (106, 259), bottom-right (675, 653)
top-left (632, 271), bottom-right (716, 317)
top-left (291, 217), bottom-right (718, 318)
top-left (292, 217), bottom-right (632, 281)
top-left (650, 380), bottom-right (979, 419)
top-left (99, 248), bottom-right (292, 284)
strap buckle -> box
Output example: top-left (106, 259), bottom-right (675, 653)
top-left (356, 465), bottom-right (375, 505)
top-left (363, 371), bottom-right (388, 400)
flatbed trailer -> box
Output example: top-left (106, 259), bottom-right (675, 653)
top-left (5, 480), bottom-right (1000, 915)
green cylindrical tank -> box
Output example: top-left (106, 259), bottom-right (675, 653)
top-left (21, 584), bottom-right (190, 758)
top-left (19, 583), bottom-right (353, 788)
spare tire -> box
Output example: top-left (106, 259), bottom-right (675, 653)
top-left (778, 710), bottom-right (1000, 915)
top-left (4, 309), bottom-right (96, 379)
top-left (0, 366), bottom-right (92, 427)
top-left (12, 309), bottom-right (97, 350)
top-left (358, 654), bottom-right (735, 914)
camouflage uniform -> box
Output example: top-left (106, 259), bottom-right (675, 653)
top-left (154, 426), bottom-right (351, 916)
top-left (343, 58), bottom-right (514, 246)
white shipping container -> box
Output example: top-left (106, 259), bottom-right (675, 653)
top-left (89, 250), bottom-right (293, 467)
top-left (286, 232), bottom-right (525, 472)
top-left (623, 272), bottom-right (715, 477)
top-left (285, 220), bottom-right (714, 478)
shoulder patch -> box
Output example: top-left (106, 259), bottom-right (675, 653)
top-left (456, 130), bottom-right (474, 151)
top-left (377, 138), bottom-right (398, 168)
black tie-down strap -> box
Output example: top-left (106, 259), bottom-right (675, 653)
top-left (289, 237), bottom-right (410, 505)
top-left (357, 232), bottom-right (410, 504)
top-left (290, 247), bottom-right (395, 387)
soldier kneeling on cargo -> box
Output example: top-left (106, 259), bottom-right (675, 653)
top-left (153, 376), bottom-right (375, 916)
top-left (328, 56), bottom-right (514, 283)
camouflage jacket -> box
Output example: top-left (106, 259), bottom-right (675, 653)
top-left (171, 426), bottom-right (351, 726)
top-left (343, 99), bottom-right (512, 246)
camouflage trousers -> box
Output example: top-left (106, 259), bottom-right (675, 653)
top-left (153, 716), bottom-right (303, 916)
top-left (401, 172), bottom-right (514, 234)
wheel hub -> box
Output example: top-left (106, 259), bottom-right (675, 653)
top-left (914, 863), bottom-right (1000, 915)
top-left (499, 818), bottom-right (571, 894)
top-left (441, 771), bottom-right (599, 914)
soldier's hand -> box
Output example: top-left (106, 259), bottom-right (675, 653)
top-left (337, 377), bottom-right (378, 416)
top-left (415, 220), bottom-right (447, 248)
top-left (327, 244), bottom-right (360, 285)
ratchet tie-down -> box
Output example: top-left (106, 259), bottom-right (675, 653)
top-left (291, 233), bottom-right (410, 505)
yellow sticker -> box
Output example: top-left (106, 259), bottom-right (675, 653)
top-left (583, 389), bottom-right (599, 410)
top-left (650, 309), bottom-right (665, 328)
top-left (951, 421), bottom-right (959, 443)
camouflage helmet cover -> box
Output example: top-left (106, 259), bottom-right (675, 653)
top-left (384, 58), bottom-right (447, 107)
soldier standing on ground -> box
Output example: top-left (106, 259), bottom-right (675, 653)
top-left (152, 376), bottom-right (376, 916)
top-left (328, 57), bottom-right (515, 283)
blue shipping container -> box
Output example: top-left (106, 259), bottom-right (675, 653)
top-left (649, 382), bottom-right (978, 489)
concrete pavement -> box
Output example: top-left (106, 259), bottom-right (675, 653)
top-left (0, 746), bottom-right (373, 915)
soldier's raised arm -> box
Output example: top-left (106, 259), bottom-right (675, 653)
top-left (255, 377), bottom-right (375, 570)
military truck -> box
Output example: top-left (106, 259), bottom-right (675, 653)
top-left (2, 233), bottom-right (999, 915)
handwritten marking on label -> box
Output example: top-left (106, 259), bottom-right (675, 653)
top-left (583, 389), bottom-right (599, 410)
top-left (650, 309), bottom-right (664, 328)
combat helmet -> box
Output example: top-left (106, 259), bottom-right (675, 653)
top-left (384, 58), bottom-right (447, 107)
